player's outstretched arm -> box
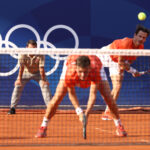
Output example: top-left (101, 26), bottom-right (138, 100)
top-left (68, 87), bottom-right (80, 109)
top-left (68, 87), bottom-right (84, 122)
top-left (85, 83), bottom-right (98, 117)
top-left (118, 56), bottom-right (130, 70)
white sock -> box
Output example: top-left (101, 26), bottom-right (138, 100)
top-left (105, 106), bottom-right (109, 113)
top-left (41, 117), bottom-right (49, 127)
top-left (113, 119), bottom-right (122, 127)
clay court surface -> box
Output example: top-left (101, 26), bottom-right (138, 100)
top-left (0, 109), bottom-right (150, 150)
top-left (0, 145), bottom-right (150, 150)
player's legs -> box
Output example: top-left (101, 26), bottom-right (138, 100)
top-left (98, 80), bottom-right (119, 120)
top-left (98, 67), bottom-right (127, 137)
top-left (109, 61), bottom-right (124, 102)
top-left (98, 67), bottom-right (119, 119)
top-left (35, 59), bottom-right (70, 138)
top-left (98, 80), bottom-right (127, 137)
top-left (103, 60), bottom-right (124, 117)
top-left (98, 46), bottom-right (124, 103)
top-left (35, 79), bottom-right (67, 138)
top-left (111, 74), bottom-right (123, 102)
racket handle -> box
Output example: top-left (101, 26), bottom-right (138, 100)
top-left (83, 114), bottom-right (87, 139)
top-left (139, 71), bottom-right (149, 75)
top-left (139, 70), bottom-right (150, 76)
top-left (139, 71), bottom-right (146, 75)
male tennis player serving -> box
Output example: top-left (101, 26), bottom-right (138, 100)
top-left (35, 55), bottom-right (127, 138)
top-left (98, 24), bottom-right (150, 120)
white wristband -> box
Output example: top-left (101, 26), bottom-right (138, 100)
top-left (75, 107), bottom-right (83, 115)
top-left (128, 67), bottom-right (137, 74)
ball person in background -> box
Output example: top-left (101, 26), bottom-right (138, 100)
top-left (8, 40), bottom-right (52, 114)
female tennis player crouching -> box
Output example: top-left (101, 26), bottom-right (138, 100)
top-left (35, 55), bottom-right (127, 138)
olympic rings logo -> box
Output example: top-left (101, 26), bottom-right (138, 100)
top-left (0, 24), bottom-right (79, 77)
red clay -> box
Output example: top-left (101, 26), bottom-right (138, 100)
top-left (0, 109), bottom-right (150, 149)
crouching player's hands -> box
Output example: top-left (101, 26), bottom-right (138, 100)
top-left (76, 107), bottom-right (84, 122)
top-left (79, 112), bottom-right (84, 122)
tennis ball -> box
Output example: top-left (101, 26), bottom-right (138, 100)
top-left (138, 12), bottom-right (146, 21)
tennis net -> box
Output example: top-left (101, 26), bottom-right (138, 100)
top-left (0, 48), bottom-right (150, 146)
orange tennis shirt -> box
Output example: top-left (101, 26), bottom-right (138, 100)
top-left (64, 55), bottom-right (102, 88)
top-left (109, 38), bottom-right (144, 63)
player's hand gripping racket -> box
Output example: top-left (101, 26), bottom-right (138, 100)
top-left (82, 113), bottom-right (87, 139)
top-left (139, 70), bottom-right (150, 76)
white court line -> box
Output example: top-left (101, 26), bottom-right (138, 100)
top-left (96, 128), bottom-right (150, 144)
top-left (140, 139), bottom-right (150, 143)
top-left (95, 127), bottom-right (114, 134)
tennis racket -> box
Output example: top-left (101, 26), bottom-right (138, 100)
top-left (139, 70), bottom-right (150, 76)
top-left (82, 114), bottom-right (87, 139)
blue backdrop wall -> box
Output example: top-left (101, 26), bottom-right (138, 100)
top-left (0, 0), bottom-right (150, 106)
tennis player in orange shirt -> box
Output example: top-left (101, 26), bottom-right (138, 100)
top-left (35, 55), bottom-right (127, 138)
top-left (98, 24), bottom-right (150, 120)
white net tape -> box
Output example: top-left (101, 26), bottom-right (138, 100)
top-left (0, 48), bottom-right (150, 56)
